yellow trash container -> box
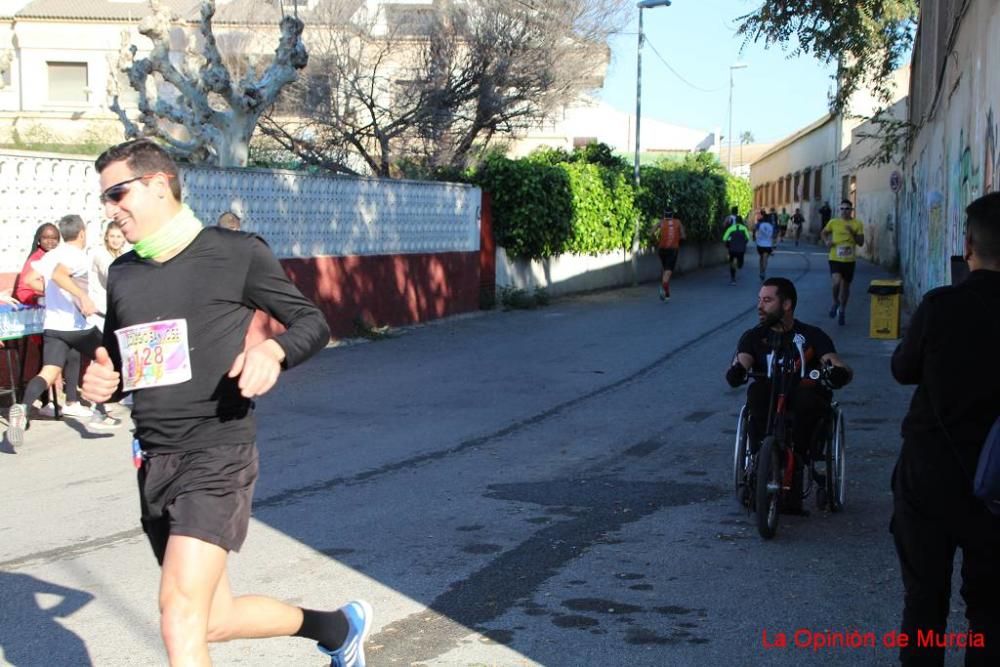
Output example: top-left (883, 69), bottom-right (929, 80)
top-left (868, 279), bottom-right (903, 339)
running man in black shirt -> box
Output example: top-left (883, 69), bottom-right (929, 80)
top-left (82, 140), bottom-right (370, 667)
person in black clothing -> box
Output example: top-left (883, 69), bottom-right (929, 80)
top-left (792, 208), bottom-right (806, 246)
top-left (725, 278), bottom-right (853, 474)
top-left (82, 140), bottom-right (371, 667)
top-left (819, 201), bottom-right (832, 227)
top-left (890, 192), bottom-right (1000, 667)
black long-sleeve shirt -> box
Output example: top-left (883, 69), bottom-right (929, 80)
top-left (104, 227), bottom-right (330, 453)
top-left (891, 269), bottom-right (1000, 482)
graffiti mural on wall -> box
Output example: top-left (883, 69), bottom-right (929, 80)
top-left (901, 148), bottom-right (930, 298)
top-left (901, 110), bottom-right (1000, 304)
top-left (985, 109), bottom-right (999, 194)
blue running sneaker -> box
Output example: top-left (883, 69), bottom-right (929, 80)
top-left (829, 303), bottom-right (839, 319)
top-left (318, 600), bottom-right (373, 667)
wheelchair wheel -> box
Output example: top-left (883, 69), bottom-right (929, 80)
top-left (733, 406), bottom-right (751, 506)
top-left (755, 436), bottom-right (781, 539)
top-left (825, 407), bottom-right (846, 512)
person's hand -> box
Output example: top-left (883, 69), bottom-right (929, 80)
top-left (228, 339), bottom-right (285, 398)
top-left (726, 364), bottom-right (748, 388)
top-left (77, 294), bottom-right (98, 317)
top-left (82, 347), bottom-right (120, 403)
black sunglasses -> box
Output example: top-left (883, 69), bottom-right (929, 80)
top-left (99, 175), bottom-right (149, 205)
top-left (100, 173), bottom-right (172, 205)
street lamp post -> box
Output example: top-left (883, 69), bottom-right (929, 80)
top-left (631, 0), bottom-right (671, 285)
top-left (727, 62), bottom-right (747, 173)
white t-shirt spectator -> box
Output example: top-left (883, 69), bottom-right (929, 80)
top-left (755, 221), bottom-right (776, 248)
top-left (32, 244), bottom-right (96, 332)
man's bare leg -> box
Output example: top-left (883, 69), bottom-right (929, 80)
top-left (159, 536), bottom-right (307, 665)
top-left (830, 274), bottom-right (843, 313)
top-left (839, 280), bottom-right (852, 310)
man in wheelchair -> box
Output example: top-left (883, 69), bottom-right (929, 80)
top-left (725, 278), bottom-right (853, 467)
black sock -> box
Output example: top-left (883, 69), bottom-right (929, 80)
top-left (23, 376), bottom-right (49, 408)
top-left (295, 608), bottom-right (349, 649)
top-left (64, 350), bottom-right (81, 403)
top-left (730, 267), bottom-right (736, 281)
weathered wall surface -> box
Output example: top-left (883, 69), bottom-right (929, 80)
top-left (900, 0), bottom-right (1000, 305)
top-left (839, 98), bottom-right (908, 271)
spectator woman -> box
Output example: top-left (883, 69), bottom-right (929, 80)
top-left (9, 223), bottom-right (65, 412)
top-left (91, 221), bottom-right (125, 316)
top-left (12, 223), bottom-right (60, 305)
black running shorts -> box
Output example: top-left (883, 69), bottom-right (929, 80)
top-left (138, 442), bottom-right (259, 565)
top-left (42, 327), bottom-right (102, 367)
top-left (828, 260), bottom-right (857, 283)
top-left (658, 248), bottom-right (679, 271)
top-left (757, 246), bottom-right (774, 256)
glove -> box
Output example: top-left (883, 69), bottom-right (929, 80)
top-left (726, 364), bottom-right (748, 388)
top-left (828, 365), bottom-right (851, 389)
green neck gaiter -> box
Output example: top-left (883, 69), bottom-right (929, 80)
top-left (133, 205), bottom-right (204, 260)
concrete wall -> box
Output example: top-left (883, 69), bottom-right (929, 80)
top-left (899, 0), bottom-right (1000, 306)
top-left (496, 243), bottom-right (728, 297)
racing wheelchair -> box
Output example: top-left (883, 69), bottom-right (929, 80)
top-left (731, 332), bottom-right (847, 539)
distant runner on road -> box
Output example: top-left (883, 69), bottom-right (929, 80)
top-left (655, 208), bottom-right (686, 302)
top-left (753, 210), bottom-right (776, 282)
top-left (722, 207), bottom-right (751, 286)
top-left (821, 200), bottom-right (865, 326)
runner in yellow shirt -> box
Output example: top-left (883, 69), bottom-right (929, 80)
top-left (821, 199), bottom-right (865, 326)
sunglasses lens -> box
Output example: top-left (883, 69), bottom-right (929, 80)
top-left (101, 185), bottom-right (128, 205)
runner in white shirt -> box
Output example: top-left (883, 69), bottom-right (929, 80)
top-left (6, 215), bottom-right (121, 446)
top-left (754, 209), bottom-right (777, 281)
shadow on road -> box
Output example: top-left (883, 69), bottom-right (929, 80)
top-left (0, 571), bottom-right (94, 666)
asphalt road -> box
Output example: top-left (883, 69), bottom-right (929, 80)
top-left (0, 244), bottom-right (972, 666)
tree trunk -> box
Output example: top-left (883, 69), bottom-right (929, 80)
top-left (217, 113), bottom-right (254, 167)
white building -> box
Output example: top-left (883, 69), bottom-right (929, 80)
top-left (749, 67), bottom-right (910, 241)
top-left (509, 96), bottom-right (718, 159)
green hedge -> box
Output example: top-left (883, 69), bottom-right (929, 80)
top-left (473, 143), bottom-right (750, 259)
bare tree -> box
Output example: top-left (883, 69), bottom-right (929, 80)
top-left (259, 0), bottom-right (626, 177)
top-left (109, 0), bottom-right (308, 167)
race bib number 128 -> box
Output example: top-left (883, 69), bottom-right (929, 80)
top-left (114, 319), bottom-right (192, 391)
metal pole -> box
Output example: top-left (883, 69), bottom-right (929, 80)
top-left (727, 66), bottom-right (734, 173)
top-left (630, 8), bottom-right (644, 285)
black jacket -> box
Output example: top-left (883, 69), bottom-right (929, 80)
top-left (892, 269), bottom-right (1000, 494)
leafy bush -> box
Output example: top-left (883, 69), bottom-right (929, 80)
top-left (725, 174), bottom-right (753, 220)
top-left (560, 162), bottom-right (636, 254)
top-left (474, 143), bottom-right (750, 259)
top-left (474, 154), bottom-right (574, 258)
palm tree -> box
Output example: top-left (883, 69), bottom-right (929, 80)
top-left (739, 131), bottom-right (754, 165)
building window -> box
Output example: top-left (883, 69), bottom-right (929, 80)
top-left (802, 169), bottom-right (811, 201)
top-left (814, 169), bottom-right (822, 201)
top-left (47, 62), bottom-right (88, 103)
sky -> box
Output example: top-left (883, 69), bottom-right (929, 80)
top-left (598, 0), bottom-right (838, 146)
